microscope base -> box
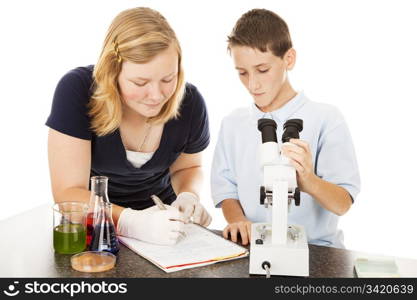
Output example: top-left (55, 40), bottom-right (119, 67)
top-left (249, 223), bottom-right (309, 277)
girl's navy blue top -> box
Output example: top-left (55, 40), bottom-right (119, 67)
top-left (46, 65), bottom-right (210, 210)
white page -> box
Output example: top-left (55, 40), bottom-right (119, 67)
top-left (118, 224), bottom-right (248, 271)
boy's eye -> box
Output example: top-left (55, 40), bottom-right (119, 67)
top-left (258, 69), bottom-right (269, 73)
top-left (239, 71), bottom-right (247, 76)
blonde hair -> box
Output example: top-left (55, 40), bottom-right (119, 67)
top-left (89, 7), bottom-right (185, 136)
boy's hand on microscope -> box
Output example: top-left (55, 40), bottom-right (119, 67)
top-left (223, 218), bottom-right (252, 245)
top-left (281, 138), bottom-right (317, 194)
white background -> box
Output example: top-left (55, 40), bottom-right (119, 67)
top-left (0, 0), bottom-right (416, 260)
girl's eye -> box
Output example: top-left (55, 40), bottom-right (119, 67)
top-left (134, 82), bottom-right (147, 87)
top-left (259, 69), bottom-right (269, 73)
top-left (239, 72), bottom-right (247, 76)
top-left (162, 77), bottom-right (175, 83)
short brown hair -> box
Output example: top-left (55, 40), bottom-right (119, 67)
top-left (227, 9), bottom-right (292, 58)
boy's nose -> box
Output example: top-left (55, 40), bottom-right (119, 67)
top-left (248, 76), bottom-right (261, 92)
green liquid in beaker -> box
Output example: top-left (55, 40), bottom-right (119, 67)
top-left (53, 224), bottom-right (86, 254)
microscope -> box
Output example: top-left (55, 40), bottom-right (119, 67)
top-left (249, 118), bottom-right (309, 277)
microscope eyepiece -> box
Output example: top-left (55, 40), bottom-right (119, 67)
top-left (282, 119), bottom-right (303, 143)
top-left (258, 119), bottom-right (278, 143)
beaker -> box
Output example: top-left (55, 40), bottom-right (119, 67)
top-left (53, 202), bottom-right (88, 254)
top-left (87, 176), bottom-right (110, 247)
top-left (89, 201), bottom-right (119, 254)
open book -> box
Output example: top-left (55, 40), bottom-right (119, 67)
top-left (118, 224), bottom-right (249, 273)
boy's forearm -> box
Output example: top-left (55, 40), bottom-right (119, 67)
top-left (307, 175), bottom-right (352, 216)
top-left (221, 198), bottom-right (247, 223)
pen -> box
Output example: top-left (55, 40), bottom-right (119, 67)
top-left (150, 194), bottom-right (166, 210)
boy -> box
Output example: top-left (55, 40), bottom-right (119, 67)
top-left (211, 9), bottom-right (360, 248)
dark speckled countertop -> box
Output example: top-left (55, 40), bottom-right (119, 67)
top-left (1, 205), bottom-right (416, 277)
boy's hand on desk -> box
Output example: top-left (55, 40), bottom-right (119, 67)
top-left (172, 192), bottom-right (212, 227)
top-left (223, 219), bottom-right (252, 245)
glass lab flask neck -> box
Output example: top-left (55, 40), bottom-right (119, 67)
top-left (89, 201), bottom-right (119, 254)
top-left (90, 176), bottom-right (110, 204)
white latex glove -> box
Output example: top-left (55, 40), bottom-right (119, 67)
top-left (117, 205), bottom-right (185, 245)
top-left (171, 192), bottom-right (212, 227)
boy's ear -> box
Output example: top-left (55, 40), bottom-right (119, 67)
top-left (284, 48), bottom-right (296, 71)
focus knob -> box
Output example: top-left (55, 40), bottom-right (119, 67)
top-left (294, 188), bottom-right (300, 206)
top-left (260, 186), bottom-right (266, 205)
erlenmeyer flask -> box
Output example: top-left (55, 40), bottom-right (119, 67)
top-left (89, 201), bottom-right (119, 254)
top-left (87, 176), bottom-right (110, 248)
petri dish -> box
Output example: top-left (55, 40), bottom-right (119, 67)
top-left (71, 251), bottom-right (116, 273)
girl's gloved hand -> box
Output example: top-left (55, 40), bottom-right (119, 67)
top-left (117, 205), bottom-right (185, 245)
top-left (171, 192), bottom-right (212, 227)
